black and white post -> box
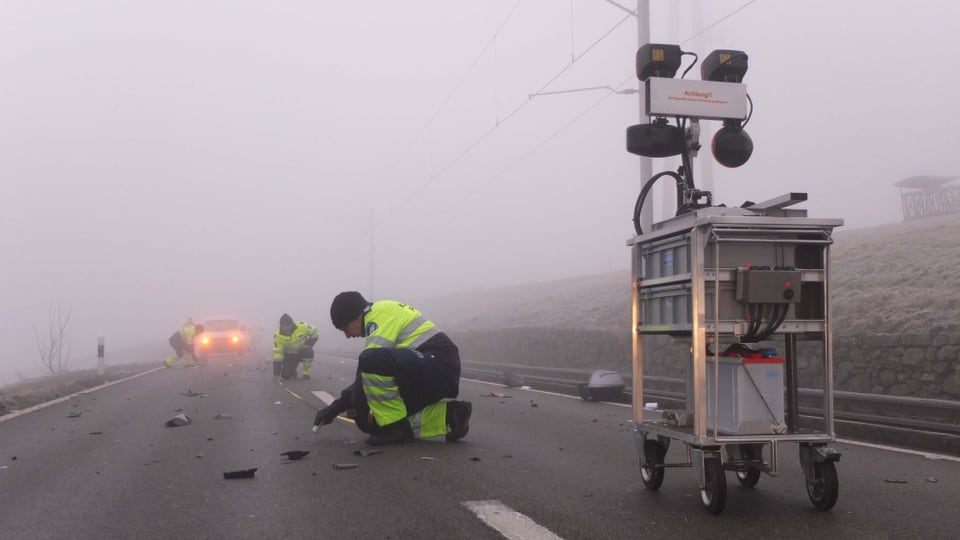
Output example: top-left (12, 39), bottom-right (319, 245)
top-left (97, 336), bottom-right (105, 376)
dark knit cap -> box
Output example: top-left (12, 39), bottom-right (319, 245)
top-left (279, 313), bottom-right (294, 327)
top-left (330, 291), bottom-right (369, 330)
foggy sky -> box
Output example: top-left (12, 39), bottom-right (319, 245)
top-left (2, 1), bottom-right (959, 380)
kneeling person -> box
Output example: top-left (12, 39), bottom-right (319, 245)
top-left (314, 291), bottom-right (471, 445)
top-left (273, 313), bottom-right (319, 380)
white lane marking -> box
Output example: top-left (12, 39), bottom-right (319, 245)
top-left (460, 377), bottom-right (630, 408)
top-left (312, 390), bottom-right (335, 405)
top-left (461, 378), bottom-right (960, 462)
top-left (836, 438), bottom-right (960, 463)
top-left (0, 367), bottom-right (166, 424)
top-left (463, 500), bottom-right (562, 540)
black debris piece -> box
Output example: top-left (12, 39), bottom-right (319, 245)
top-left (470, 456), bottom-right (481, 462)
top-left (223, 468), bottom-right (258, 479)
top-left (165, 414), bottom-right (191, 427)
top-left (883, 479), bottom-right (907, 484)
top-left (332, 463), bottom-right (359, 470)
top-left (66, 412), bottom-right (82, 418)
top-left (281, 450), bottom-right (310, 461)
top-left (181, 389), bottom-right (203, 397)
top-left (353, 449), bottom-right (383, 458)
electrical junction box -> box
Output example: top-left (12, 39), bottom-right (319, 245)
top-left (736, 268), bottom-right (801, 304)
top-left (706, 355), bottom-right (785, 435)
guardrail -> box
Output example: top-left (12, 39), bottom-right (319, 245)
top-left (461, 360), bottom-right (960, 456)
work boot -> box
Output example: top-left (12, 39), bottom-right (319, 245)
top-left (445, 400), bottom-right (472, 442)
top-left (365, 421), bottom-right (414, 446)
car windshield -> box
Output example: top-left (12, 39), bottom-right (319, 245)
top-left (204, 320), bottom-right (240, 331)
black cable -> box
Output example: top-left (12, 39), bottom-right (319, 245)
top-left (754, 304), bottom-right (781, 341)
top-left (632, 170), bottom-right (685, 235)
top-left (756, 303), bottom-right (790, 341)
top-left (679, 51), bottom-right (699, 79)
top-left (742, 93), bottom-right (754, 128)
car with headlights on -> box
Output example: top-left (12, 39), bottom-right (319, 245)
top-left (196, 318), bottom-right (250, 361)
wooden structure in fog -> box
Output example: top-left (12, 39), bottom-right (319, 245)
top-left (895, 176), bottom-right (960, 221)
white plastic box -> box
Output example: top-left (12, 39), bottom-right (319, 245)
top-left (706, 355), bottom-right (785, 434)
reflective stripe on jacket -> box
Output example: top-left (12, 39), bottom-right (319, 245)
top-left (362, 301), bottom-right (439, 350)
top-left (273, 322), bottom-right (319, 360)
top-left (181, 325), bottom-right (197, 345)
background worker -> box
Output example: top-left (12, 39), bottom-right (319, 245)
top-left (314, 291), bottom-right (471, 446)
top-left (164, 322), bottom-right (204, 368)
top-left (273, 313), bottom-right (319, 380)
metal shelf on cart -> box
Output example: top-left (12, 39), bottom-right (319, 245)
top-left (634, 421), bottom-right (834, 446)
top-left (636, 320), bottom-right (827, 335)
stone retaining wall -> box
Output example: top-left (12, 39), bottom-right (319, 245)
top-left (449, 328), bottom-right (960, 401)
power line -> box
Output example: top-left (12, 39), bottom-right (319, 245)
top-left (680, 0), bottom-right (759, 45)
top-left (385, 0), bottom-right (760, 229)
top-left (422, 0), bottom-right (524, 132)
top-left (394, 9), bottom-right (636, 218)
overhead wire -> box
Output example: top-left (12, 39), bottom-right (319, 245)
top-left (385, 0), bottom-right (761, 227)
top-left (393, 9), bottom-right (636, 218)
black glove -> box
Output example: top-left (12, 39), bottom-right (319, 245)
top-left (314, 405), bottom-right (338, 426)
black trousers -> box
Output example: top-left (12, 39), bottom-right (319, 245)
top-left (354, 345), bottom-right (459, 417)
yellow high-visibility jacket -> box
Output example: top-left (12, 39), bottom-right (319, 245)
top-left (362, 301), bottom-right (439, 351)
top-left (273, 322), bottom-right (319, 360)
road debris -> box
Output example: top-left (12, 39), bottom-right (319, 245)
top-left (165, 414), bottom-right (191, 427)
top-left (214, 413), bottom-right (232, 420)
top-left (181, 389), bottom-right (204, 397)
top-left (333, 463), bottom-right (359, 470)
top-left (925, 477), bottom-right (939, 483)
top-left (353, 449), bottom-right (383, 458)
top-left (89, 431), bottom-right (104, 435)
top-left (481, 392), bottom-right (512, 398)
top-left (883, 479), bottom-right (907, 484)
top-left (66, 412), bottom-right (82, 418)
top-left (420, 456), bottom-right (436, 461)
top-left (223, 468), bottom-right (258, 479)
top-left (470, 456), bottom-right (481, 462)
top-left (281, 450), bottom-right (310, 461)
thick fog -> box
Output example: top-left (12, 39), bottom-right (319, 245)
top-left (2, 1), bottom-right (959, 381)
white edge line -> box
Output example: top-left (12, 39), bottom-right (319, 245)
top-left (460, 378), bottom-right (960, 461)
top-left (463, 500), bottom-right (563, 540)
top-left (836, 438), bottom-right (960, 463)
top-left (461, 376), bottom-right (630, 408)
top-left (0, 366), bottom-right (166, 423)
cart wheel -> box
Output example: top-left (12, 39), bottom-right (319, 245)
top-left (736, 468), bottom-right (760, 488)
top-left (806, 461), bottom-right (839, 511)
top-left (700, 458), bottom-right (727, 514)
top-left (640, 440), bottom-right (665, 490)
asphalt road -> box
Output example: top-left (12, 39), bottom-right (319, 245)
top-left (1, 352), bottom-right (958, 539)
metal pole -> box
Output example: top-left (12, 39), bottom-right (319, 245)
top-left (97, 336), bottom-right (105, 376)
top-left (637, 0), bottom-right (653, 232)
top-left (785, 333), bottom-right (799, 432)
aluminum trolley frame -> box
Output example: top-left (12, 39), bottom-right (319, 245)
top-left (629, 200), bottom-right (843, 514)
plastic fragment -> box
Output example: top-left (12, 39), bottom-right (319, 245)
top-left (223, 468), bottom-right (257, 479)
top-left (333, 463), bottom-right (359, 470)
top-left (281, 450), bottom-right (310, 461)
top-left (165, 414), bottom-right (191, 427)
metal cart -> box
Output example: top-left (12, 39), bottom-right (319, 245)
top-left (629, 195), bottom-right (843, 514)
